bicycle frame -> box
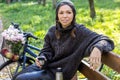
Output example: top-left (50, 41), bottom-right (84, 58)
top-left (14, 42), bottom-right (41, 74)
top-left (22, 44), bottom-right (40, 68)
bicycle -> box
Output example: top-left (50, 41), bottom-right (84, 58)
top-left (0, 22), bottom-right (41, 80)
top-left (0, 22), bottom-right (103, 80)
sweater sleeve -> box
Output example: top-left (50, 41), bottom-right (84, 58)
top-left (76, 24), bottom-right (114, 57)
top-left (84, 35), bottom-right (115, 57)
top-left (38, 29), bottom-right (54, 62)
top-left (91, 39), bottom-right (114, 53)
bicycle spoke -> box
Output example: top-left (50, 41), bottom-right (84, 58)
top-left (0, 56), bottom-right (17, 79)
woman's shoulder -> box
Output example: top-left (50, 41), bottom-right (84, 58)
top-left (75, 23), bottom-right (95, 35)
top-left (75, 23), bottom-right (89, 32)
top-left (75, 23), bottom-right (86, 29)
top-left (48, 25), bottom-right (56, 32)
top-left (46, 25), bottom-right (56, 37)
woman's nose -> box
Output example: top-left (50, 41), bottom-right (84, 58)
top-left (63, 13), bottom-right (67, 17)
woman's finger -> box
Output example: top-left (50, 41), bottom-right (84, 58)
top-left (35, 58), bottom-right (42, 68)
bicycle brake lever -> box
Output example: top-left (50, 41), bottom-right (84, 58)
top-left (24, 32), bottom-right (38, 40)
top-left (11, 22), bottom-right (22, 32)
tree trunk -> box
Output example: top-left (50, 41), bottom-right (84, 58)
top-left (6, 0), bottom-right (11, 4)
top-left (52, 0), bottom-right (57, 9)
top-left (88, 0), bottom-right (96, 19)
top-left (43, 0), bottom-right (46, 6)
top-left (38, 0), bottom-right (46, 6)
top-left (38, 0), bottom-right (41, 4)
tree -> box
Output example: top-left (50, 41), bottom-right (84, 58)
top-left (6, 0), bottom-right (11, 4)
top-left (88, 0), bottom-right (96, 19)
top-left (6, 0), bottom-right (21, 4)
top-left (52, 0), bottom-right (57, 9)
top-left (38, 0), bottom-right (46, 6)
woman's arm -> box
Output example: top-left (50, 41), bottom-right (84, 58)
top-left (89, 39), bottom-right (114, 70)
top-left (36, 28), bottom-right (54, 68)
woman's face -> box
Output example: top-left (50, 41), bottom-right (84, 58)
top-left (58, 5), bottom-right (74, 28)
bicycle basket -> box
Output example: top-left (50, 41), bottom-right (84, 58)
top-left (0, 37), bottom-right (23, 61)
top-left (0, 24), bottom-right (25, 61)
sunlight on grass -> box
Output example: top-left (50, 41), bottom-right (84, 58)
top-left (22, 1), bottom-right (38, 6)
top-left (114, 0), bottom-right (120, 2)
top-left (31, 15), bottom-right (42, 25)
top-left (35, 30), bottom-right (46, 39)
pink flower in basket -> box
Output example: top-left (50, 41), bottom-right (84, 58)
top-left (1, 25), bottom-right (25, 43)
top-left (1, 24), bottom-right (25, 60)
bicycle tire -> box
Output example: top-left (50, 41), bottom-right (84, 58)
top-left (0, 58), bottom-right (17, 79)
top-left (0, 56), bottom-right (35, 80)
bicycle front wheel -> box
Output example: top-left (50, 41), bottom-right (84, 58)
top-left (0, 56), bottom-right (35, 80)
top-left (0, 57), bottom-right (18, 80)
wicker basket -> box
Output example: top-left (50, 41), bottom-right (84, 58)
top-left (0, 38), bottom-right (22, 61)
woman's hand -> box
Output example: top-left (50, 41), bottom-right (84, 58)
top-left (89, 47), bottom-right (102, 70)
top-left (35, 58), bottom-right (42, 68)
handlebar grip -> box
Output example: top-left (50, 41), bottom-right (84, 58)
top-left (11, 22), bottom-right (22, 32)
top-left (31, 34), bottom-right (38, 40)
top-left (24, 32), bottom-right (38, 40)
top-left (11, 22), bottom-right (19, 29)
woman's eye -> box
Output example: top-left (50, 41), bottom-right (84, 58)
top-left (58, 11), bottom-right (72, 14)
top-left (59, 12), bottom-right (63, 14)
top-left (67, 11), bottom-right (72, 14)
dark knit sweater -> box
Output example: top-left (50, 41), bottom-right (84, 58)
top-left (39, 23), bottom-right (114, 80)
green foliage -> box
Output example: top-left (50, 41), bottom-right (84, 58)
top-left (101, 65), bottom-right (119, 79)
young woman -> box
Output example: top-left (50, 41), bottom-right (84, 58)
top-left (14, 0), bottom-right (114, 80)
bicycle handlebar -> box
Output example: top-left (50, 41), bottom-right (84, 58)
top-left (11, 22), bottom-right (38, 40)
top-left (24, 32), bottom-right (38, 40)
top-left (11, 22), bottom-right (21, 31)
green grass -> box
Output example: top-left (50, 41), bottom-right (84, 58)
top-left (0, 1), bottom-right (55, 48)
top-left (0, 0), bottom-right (120, 79)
